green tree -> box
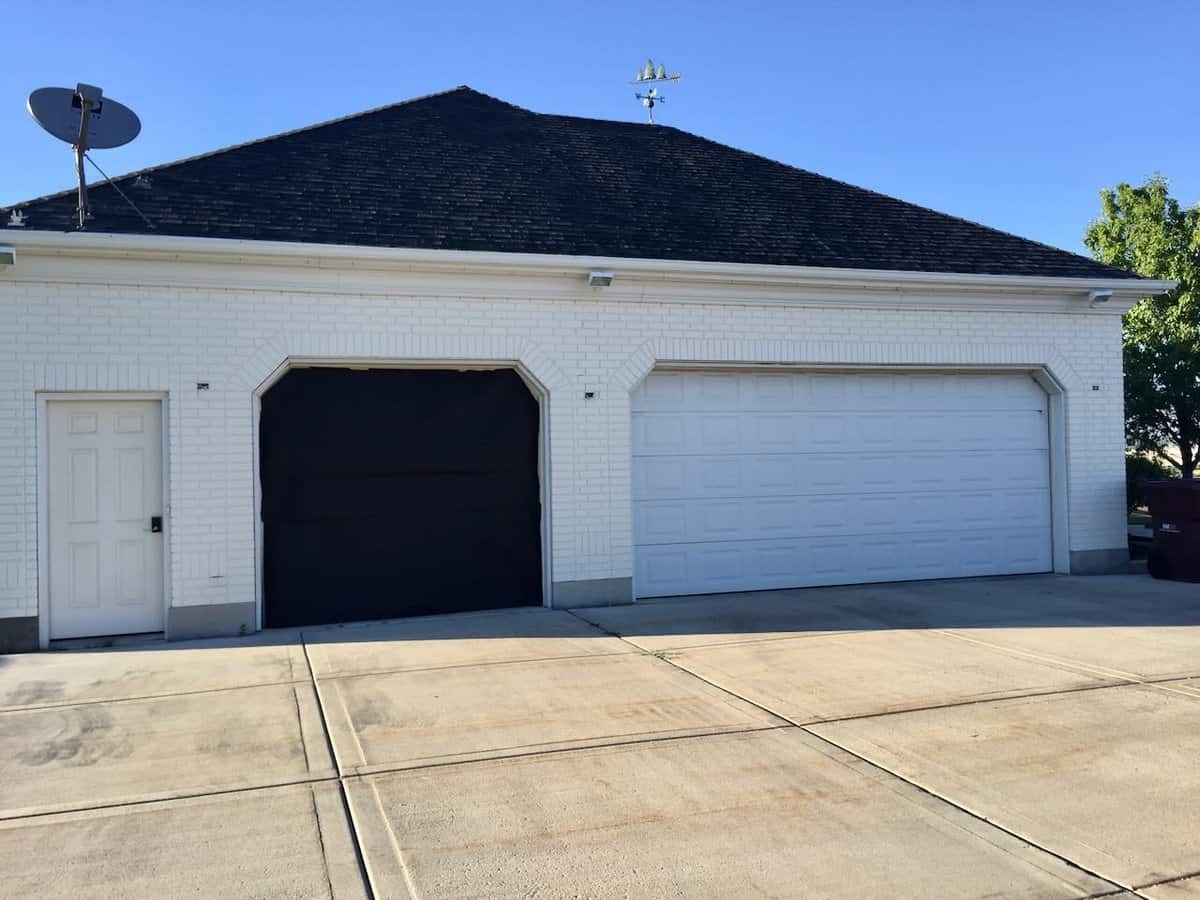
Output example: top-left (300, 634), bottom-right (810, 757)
top-left (1085, 176), bottom-right (1200, 477)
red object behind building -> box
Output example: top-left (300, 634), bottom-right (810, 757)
top-left (1144, 479), bottom-right (1200, 582)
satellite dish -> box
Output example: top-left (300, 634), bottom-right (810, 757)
top-left (26, 83), bottom-right (142, 228)
top-left (28, 85), bottom-right (140, 149)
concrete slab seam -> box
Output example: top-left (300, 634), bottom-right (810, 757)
top-left (0, 676), bottom-right (318, 715)
top-left (334, 724), bottom-right (792, 778)
top-left (808, 728), bottom-right (1146, 898)
top-left (291, 683), bottom-right (315, 774)
top-left (301, 638), bottom-right (377, 900)
top-left (932, 629), bottom-right (1166, 684)
top-left (307, 781), bottom-right (337, 900)
top-left (0, 725), bottom-right (788, 827)
top-left (631, 628), bottom-right (861, 654)
top-left (0, 773), bottom-right (343, 824)
top-left (1132, 868), bottom-right (1200, 894)
top-left (785, 679), bottom-right (1140, 730)
top-left (564, 608), bottom-right (1134, 898)
top-left (370, 779), bottom-right (421, 899)
top-left (307, 647), bottom-right (635, 683)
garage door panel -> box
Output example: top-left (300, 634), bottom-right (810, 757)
top-left (633, 452), bottom-right (1048, 502)
top-left (753, 543), bottom-right (801, 578)
top-left (803, 454), bottom-right (849, 491)
top-left (859, 494), bottom-right (905, 532)
top-left (807, 414), bottom-right (851, 450)
top-left (636, 415), bottom-right (1047, 457)
top-left (908, 493), bottom-right (950, 528)
top-left (695, 457), bottom-right (741, 492)
top-left (957, 491), bottom-right (1000, 527)
top-left (750, 456), bottom-right (797, 492)
top-left (697, 547), bottom-right (746, 588)
top-left (632, 371), bottom-right (1052, 598)
top-left (636, 529), bottom-right (1051, 597)
top-left (909, 535), bottom-right (958, 577)
top-left (697, 415), bottom-right (742, 452)
top-left (860, 453), bottom-right (901, 489)
top-left (910, 375), bottom-right (947, 404)
top-left (1005, 531), bottom-right (1053, 569)
top-left (860, 537), bottom-right (904, 577)
top-left (632, 371), bottom-right (1048, 415)
top-left (754, 498), bottom-right (799, 536)
top-left (803, 496), bottom-right (853, 535)
top-left (633, 371), bottom-right (687, 409)
top-left (853, 413), bottom-right (898, 449)
top-left (634, 502), bottom-right (688, 544)
top-left (633, 414), bottom-right (687, 454)
top-left (992, 450), bottom-right (1052, 486)
top-left (959, 533), bottom-right (1001, 572)
top-left (1004, 488), bottom-right (1054, 526)
top-left (754, 414), bottom-right (797, 451)
top-left (636, 488), bottom-right (1048, 546)
top-left (808, 376), bottom-right (847, 407)
top-left (749, 373), bottom-right (795, 406)
top-left (637, 547), bottom-right (689, 596)
top-left (632, 458), bottom-right (688, 499)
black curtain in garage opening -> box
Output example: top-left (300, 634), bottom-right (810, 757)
top-left (261, 367), bottom-right (543, 628)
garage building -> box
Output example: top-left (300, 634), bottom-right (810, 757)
top-left (0, 87), bottom-right (1169, 649)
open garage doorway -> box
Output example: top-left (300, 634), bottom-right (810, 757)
top-left (260, 367), bottom-right (543, 628)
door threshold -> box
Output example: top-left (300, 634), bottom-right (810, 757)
top-left (49, 631), bottom-right (165, 651)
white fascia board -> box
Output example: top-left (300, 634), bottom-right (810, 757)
top-left (0, 229), bottom-right (1176, 311)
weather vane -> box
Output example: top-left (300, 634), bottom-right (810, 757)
top-left (631, 59), bottom-right (681, 124)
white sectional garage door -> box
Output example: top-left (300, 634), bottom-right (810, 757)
top-left (632, 370), bottom-right (1052, 598)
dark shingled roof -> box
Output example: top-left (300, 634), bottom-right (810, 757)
top-left (4, 86), bottom-right (1138, 280)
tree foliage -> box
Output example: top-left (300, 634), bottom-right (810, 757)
top-left (1085, 176), bottom-right (1200, 476)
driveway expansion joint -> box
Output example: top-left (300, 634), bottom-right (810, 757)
top-left (0, 773), bottom-right (344, 823)
top-left (308, 647), bottom-right (634, 683)
top-left (301, 636), bottom-right (376, 900)
top-left (566, 607), bottom-right (1137, 898)
top-left (0, 676), bottom-right (318, 715)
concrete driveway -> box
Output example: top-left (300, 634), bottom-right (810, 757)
top-left (1, 574), bottom-right (1198, 898)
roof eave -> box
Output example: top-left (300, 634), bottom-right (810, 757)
top-left (0, 229), bottom-right (1175, 308)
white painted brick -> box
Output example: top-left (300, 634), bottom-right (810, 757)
top-left (0, 275), bottom-right (1129, 619)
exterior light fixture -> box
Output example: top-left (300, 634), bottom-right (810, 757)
top-left (1088, 290), bottom-right (1113, 308)
top-left (588, 270), bottom-right (614, 287)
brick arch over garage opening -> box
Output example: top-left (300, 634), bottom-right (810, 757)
top-left (259, 366), bottom-right (543, 628)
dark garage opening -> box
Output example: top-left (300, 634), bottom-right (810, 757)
top-left (260, 367), bottom-right (543, 628)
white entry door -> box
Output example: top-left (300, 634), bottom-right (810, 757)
top-left (47, 399), bottom-right (165, 639)
top-left (632, 371), bottom-right (1052, 598)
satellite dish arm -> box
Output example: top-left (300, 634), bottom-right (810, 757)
top-left (73, 98), bottom-right (92, 229)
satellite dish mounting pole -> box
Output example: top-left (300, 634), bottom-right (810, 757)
top-left (73, 88), bottom-right (96, 229)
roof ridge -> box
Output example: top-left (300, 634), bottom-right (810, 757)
top-left (3, 85), bottom-right (478, 211)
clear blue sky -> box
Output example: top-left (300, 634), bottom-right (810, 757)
top-left (3, 0), bottom-right (1196, 254)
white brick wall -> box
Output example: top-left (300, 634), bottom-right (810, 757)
top-left (0, 268), bottom-right (1128, 620)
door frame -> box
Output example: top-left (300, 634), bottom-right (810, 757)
top-left (36, 392), bottom-right (171, 648)
top-left (251, 359), bottom-right (553, 632)
top-left (629, 363), bottom-right (1070, 600)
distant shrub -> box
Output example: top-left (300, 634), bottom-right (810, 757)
top-left (1126, 453), bottom-right (1178, 512)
